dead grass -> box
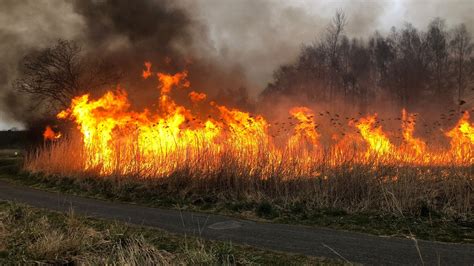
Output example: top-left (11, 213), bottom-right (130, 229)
top-left (24, 139), bottom-right (473, 218)
top-left (0, 202), bottom-right (179, 264)
top-left (0, 201), bottom-right (338, 265)
top-left (9, 138), bottom-right (473, 243)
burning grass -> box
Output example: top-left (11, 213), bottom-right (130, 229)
top-left (25, 141), bottom-right (473, 218)
top-left (25, 62), bottom-right (473, 223)
top-left (0, 152), bottom-right (469, 243)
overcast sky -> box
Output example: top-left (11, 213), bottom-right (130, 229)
top-left (0, 0), bottom-right (473, 129)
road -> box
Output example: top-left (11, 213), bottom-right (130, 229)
top-left (0, 179), bottom-right (472, 265)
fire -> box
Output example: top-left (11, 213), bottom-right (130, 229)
top-left (355, 114), bottom-right (392, 156)
top-left (142, 61), bottom-right (152, 79)
top-left (189, 91), bottom-right (207, 103)
top-left (157, 71), bottom-right (190, 94)
top-left (288, 107), bottom-right (319, 150)
top-left (216, 104), bottom-right (269, 157)
top-left (43, 126), bottom-right (61, 141)
top-left (39, 61), bottom-right (473, 178)
top-left (401, 109), bottom-right (426, 157)
top-left (57, 69), bottom-right (215, 173)
top-left (446, 111), bottom-right (474, 163)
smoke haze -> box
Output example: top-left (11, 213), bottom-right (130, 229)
top-left (0, 0), bottom-right (472, 129)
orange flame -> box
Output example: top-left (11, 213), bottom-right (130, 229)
top-left (142, 61), bottom-right (152, 79)
top-left (189, 91), bottom-right (207, 103)
top-left (43, 126), bottom-right (61, 141)
top-left (288, 107), bottom-right (319, 150)
top-left (157, 70), bottom-right (190, 94)
top-left (355, 114), bottom-right (392, 156)
top-left (446, 111), bottom-right (474, 163)
top-left (401, 109), bottom-right (426, 157)
top-left (43, 60), bottom-right (474, 177)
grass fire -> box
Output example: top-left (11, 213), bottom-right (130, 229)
top-left (32, 62), bottom-right (473, 178)
top-left (1, 1), bottom-right (473, 264)
top-left (22, 60), bottom-right (472, 222)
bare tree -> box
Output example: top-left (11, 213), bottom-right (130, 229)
top-left (425, 18), bottom-right (450, 104)
top-left (14, 40), bottom-right (120, 113)
top-left (325, 10), bottom-right (347, 101)
top-left (389, 23), bottom-right (428, 107)
top-left (450, 24), bottom-right (473, 107)
top-left (261, 15), bottom-right (473, 114)
top-left (325, 10), bottom-right (347, 69)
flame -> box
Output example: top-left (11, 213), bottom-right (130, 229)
top-left (189, 91), bottom-right (207, 103)
top-left (401, 109), bottom-right (426, 157)
top-left (142, 61), bottom-right (152, 79)
top-left (355, 114), bottom-right (392, 156)
top-left (37, 61), bottom-right (473, 178)
top-left (446, 111), bottom-right (474, 163)
top-left (157, 71), bottom-right (189, 94)
top-left (288, 107), bottom-right (319, 150)
top-left (43, 126), bottom-right (61, 141)
top-left (216, 104), bottom-right (269, 156)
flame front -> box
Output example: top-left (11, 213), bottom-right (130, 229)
top-left (355, 114), bottom-right (393, 156)
top-left (446, 111), bottom-right (474, 163)
top-left (37, 62), bottom-right (474, 178)
top-left (400, 109), bottom-right (427, 159)
top-left (288, 107), bottom-right (319, 151)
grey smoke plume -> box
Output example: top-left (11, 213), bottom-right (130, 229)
top-left (0, 0), bottom-right (84, 129)
top-left (0, 0), bottom-right (472, 129)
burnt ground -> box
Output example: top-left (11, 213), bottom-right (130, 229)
top-left (0, 179), bottom-right (472, 265)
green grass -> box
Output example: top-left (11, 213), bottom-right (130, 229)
top-left (0, 200), bottom-right (341, 265)
top-left (0, 153), bottom-right (472, 244)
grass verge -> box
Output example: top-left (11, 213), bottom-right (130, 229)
top-left (0, 155), bottom-right (472, 244)
top-left (0, 200), bottom-right (341, 265)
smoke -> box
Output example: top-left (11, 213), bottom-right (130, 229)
top-left (0, 0), bottom-right (84, 129)
top-left (73, 0), bottom-right (191, 60)
top-left (0, 0), bottom-right (472, 129)
top-left (177, 0), bottom-right (473, 90)
top-left (379, 0), bottom-right (474, 34)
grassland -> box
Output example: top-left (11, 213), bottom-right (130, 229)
top-left (1, 150), bottom-right (472, 244)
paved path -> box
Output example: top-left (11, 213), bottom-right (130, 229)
top-left (0, 180), bottom-right (472, 265)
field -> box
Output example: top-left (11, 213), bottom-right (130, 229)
top-left (0, 146), bottom-right (469, 244)
top-left (1, 150), bottom-right (349, 264)
top-left (2, 65), bottom-right (474, 262)
top-left (3, 1), bottom-right (474, 264)
top-left (21, 71), bottom-right (474, 229)
top-left (0, 200), bottom-right (336, 264)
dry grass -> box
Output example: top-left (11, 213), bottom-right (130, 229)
top-left (0, 203), bottom-right (174, 264)
top-left (1, 202), bottom-right (334, 265)
top-left (24, 138), bottom-right (473, 219)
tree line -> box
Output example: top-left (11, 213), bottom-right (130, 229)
top-left (12, 12), bottom-right (474, 125)
top-left (261, 12), bottom-right (474, 114)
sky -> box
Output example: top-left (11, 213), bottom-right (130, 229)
top-left (0, 0), bottom-right (473, 130)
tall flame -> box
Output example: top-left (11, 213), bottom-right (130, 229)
top-left (446, 111), bottom-right (474, 163)
top-left (288, 107), bottom-right (319, 150)
top-left (355, 114), bottom-right (392, 156)
top-left (401, 109), bottom-right (426, 157)
top-left (40, 61), bottom-right (474, 178)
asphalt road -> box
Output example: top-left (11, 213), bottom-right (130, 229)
top-left (0, 179), bottom-right (472, 265)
